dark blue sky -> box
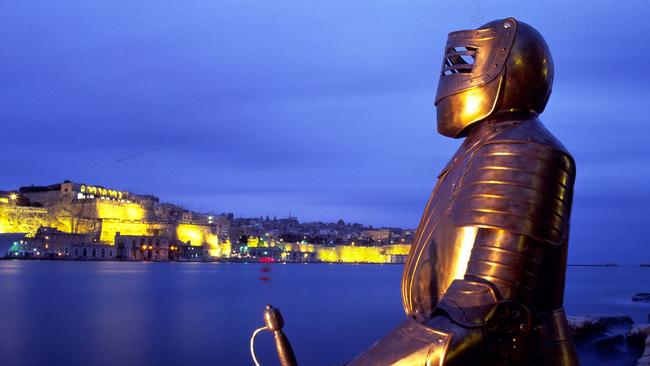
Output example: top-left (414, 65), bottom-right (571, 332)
top-left (1, 1), bottom-right (649, 264)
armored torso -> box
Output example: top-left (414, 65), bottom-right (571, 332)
top-left (402, 115), bottom-right (575, 320)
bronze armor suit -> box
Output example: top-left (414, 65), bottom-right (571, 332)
top-left (348, 18), bottom-right (579, 365)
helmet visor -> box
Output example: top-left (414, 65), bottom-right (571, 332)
top-left (435, 18), bottom-right (517, 104)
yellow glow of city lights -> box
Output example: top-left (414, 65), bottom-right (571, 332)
top-left (206, 235), bottom-right (231, 257)
top-left (96, 201), bottom-right (145, 221)
top-left (176, 224), bottom-right (207, 247)
top-left (99, 221), bottom-right (151, 243)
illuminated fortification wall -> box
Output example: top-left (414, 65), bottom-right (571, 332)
top-left (98, 220), bottom-right (158, 243)
top-left (0, 205), bottom-right (57, 235)
top-left (316, 244), bottom-right (410, 263)
top-left (91, 200), bottom-right (156, 242)
top-left (175, 223), bottom-right (231, 256)
top-left (95, 200), bottom-right (147, 221)
top-left (0, 193), bottom-right (231, 256)
top-left (2, 183), bottom-right (404, 261)
top-left (249, 238), bottom-right (410, 263)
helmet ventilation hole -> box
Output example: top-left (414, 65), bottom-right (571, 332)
top-left (442, 46), bottom-right (477, 76)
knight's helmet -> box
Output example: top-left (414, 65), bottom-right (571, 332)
top-left (435, 18), bottom-right (554, 138)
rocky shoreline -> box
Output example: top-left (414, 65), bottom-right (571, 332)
top-left (569, 314), bottom-right (650, 365)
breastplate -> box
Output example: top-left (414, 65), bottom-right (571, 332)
top-left (401, 126), bottom-right (487, 318)
top-left (401, 117), bottom-right (574, 318)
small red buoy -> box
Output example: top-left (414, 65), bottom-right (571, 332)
top-left (259, 276), bottom-right (271, 281)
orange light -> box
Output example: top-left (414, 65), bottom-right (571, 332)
top-left (148, 245), bottom-right (153, 250)
top-left (450, 226), bottom-right (478, 281)
top-left (141, 245), bottom-right (146, 250)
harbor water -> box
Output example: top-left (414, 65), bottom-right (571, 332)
top-left (0, 261), bottom-right (648, 365)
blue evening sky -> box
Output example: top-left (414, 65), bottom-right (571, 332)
top-left (1, 1), bottom-right (649, 264)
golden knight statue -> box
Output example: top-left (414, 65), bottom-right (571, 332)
top-left (348, 17), bottom-right (579, 366)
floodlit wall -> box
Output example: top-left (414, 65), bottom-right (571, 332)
top-left (95, 200), bottom-right (146, 221)
top-left (317, 245), bottom-right (408, 263)
top-left (176, 223), bottom-right (212, 247)
top-left (245, 238), bottom-right (410, 263)
top-left (0, 205), bottom-right (49, 235)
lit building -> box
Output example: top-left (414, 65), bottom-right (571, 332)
top-left (114, 232), bottom-right (187, 261)
top-left (361, 229), bottom-right (391, 245)
top-left (22, 226), bottom-right (115, 260)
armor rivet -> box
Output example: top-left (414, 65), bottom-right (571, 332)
top-left (506, 31), bottom-right (511, 36)
top-left (504, 22), bottom-right (512, 29)
top-left (485, 74), bottom-right (490, 78)
top-left (501, 48), bottom-right (506, 52)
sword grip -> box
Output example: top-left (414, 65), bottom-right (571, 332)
top-left (263, 304), bottom-right (297, 366)
top-left (273, 331), bottom-right (297, 366)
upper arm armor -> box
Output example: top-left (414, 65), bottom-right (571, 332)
top-left (451, 140), bottom-right (575, 246)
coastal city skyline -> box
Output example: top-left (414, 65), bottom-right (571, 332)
top-left (0, 179), bottom-right (413, 263)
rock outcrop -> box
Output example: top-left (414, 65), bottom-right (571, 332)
top-left (626, 324), bottom-right (650, 366)
top-left (568, 314), bottom-right (648, 365)
top-left (632, 293), bottom-right (650, 302)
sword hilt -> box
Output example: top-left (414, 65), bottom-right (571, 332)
top-left (263, 304), bottom-right (298, 366)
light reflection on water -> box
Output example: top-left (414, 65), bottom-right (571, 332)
top-left (0, 261), bottom-right (648, 366)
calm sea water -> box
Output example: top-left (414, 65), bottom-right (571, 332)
top-left (0, 261), bottom-right (648, 366)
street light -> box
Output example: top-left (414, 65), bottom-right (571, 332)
top-left (9, 193), bottom-right (17, 201)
